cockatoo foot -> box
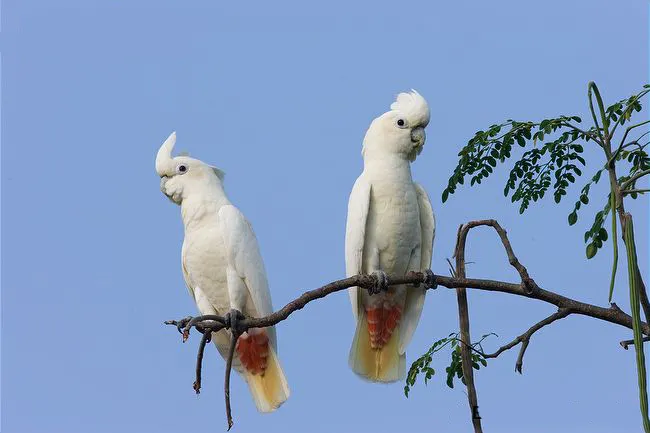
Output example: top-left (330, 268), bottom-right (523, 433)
top-left (423, 269), bottom-right (437, 289)
top-left (173, 316), bottom-right (193, 335)
top-left (224, 309), bottom-right (246, 336)
top-left (369, 270), bottom-right (389, 295)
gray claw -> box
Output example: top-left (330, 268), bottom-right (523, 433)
top-left (370, 270), bottom-right (389, 295)
top-left (176, 316), bottom-right (193, 334)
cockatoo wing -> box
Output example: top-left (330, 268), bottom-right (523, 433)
top-left (345, 175), bottom-right (372, 320)
top-left (415, 183), bottom-right (435, 271)
top-left (399, 183), bottom-right (436, 353)
top-left (181, 250), bottom-right (196, 300)
top-left (217, 204), bottom-right (277, 348)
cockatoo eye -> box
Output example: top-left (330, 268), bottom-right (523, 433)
top-left (176, 164), bottom-right (188, 174)
top-left (396, 118), bottom-right (408, 129)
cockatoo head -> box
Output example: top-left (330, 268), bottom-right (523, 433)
top-left (362, 90), bottom-right (430, 162)
top-left (155, 132), bottom-right (225, 206)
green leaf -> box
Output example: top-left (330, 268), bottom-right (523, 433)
top-left (598, 228), bottom-right (608, 241)
top-left (442, 189), bottom-right (449, 203)
top-left (586, 243), bottom-right (597, 259)
top-left (568, 212), bottom-right (578, 226)
top-left (580, 195), bottom-right (589, 204)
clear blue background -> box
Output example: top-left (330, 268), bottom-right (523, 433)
top-left (2, 1), bottom-right (649, 432)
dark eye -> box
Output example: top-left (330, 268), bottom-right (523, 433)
top-left (176, 164), bottom-right (188, 174)
top-left (396, 118), bottom-right (408, 128)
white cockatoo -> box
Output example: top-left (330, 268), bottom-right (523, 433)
top-left (156, 132), bottom-right (290, 412)
top-left (345, 90), bottom-right (435, 382)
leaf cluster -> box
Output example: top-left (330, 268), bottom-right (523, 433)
top-left (404, 333), bottom-right (491, 397)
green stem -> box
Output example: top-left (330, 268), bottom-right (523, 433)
top-left (588, 82), bottom-right (610, 145)
top-left (608, 191), bottom-right (618, 302)
top-left (623, 214), bottom-right (650, 433)
top-left (559, 122), bottom-right (601, 144)
top-left (618, 119), bottom-right (650, 151)
top-left (623, 189), bottom-right (650, 195)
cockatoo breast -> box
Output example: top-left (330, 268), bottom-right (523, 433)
top-left (364, 161), bottom-right (421, 274)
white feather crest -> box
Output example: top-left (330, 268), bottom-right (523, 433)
top-left (390, 89), bottom-right (430, 127)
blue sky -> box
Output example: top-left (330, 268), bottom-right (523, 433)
top-left (2, 1), bottom-right (649, 432)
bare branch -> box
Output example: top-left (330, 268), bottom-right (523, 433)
top-left (165, 219), bottom-right (650, 428)
top-left (484, 309), bottom-right (571, 373)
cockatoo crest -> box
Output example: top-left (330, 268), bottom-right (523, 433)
top-left (390, 89), bottom-right (430, 129)
top-left (362, 90), bottom-right (431, 162)
top-left (155, 131), bottom-right (225, 205)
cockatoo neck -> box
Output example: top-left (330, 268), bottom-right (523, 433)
top-left (180, 181), bottom-right (231, 231)
top-left (362, 152), bottom-right (413, 180)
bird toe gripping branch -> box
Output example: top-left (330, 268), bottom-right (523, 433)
top-left (369, 270), bottom-right (389, 294)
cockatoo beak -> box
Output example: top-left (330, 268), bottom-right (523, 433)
top-left (160, 175), bottom-right (182, 205)
top-left (411, 127), bottom-right (426, 150)
top-left (156, 131), bottom-right (177, 177)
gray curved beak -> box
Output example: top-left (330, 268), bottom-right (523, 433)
top-left (411, 127), bottom-right (426, 147)
top-left (160, 175), bottom-right (180, 204)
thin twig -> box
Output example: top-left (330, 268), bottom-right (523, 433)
top-left (623, 189), bottom-right (650, 195)
top-left (484, 309), bottom-right (571, 373)
top-left (621, 169), bottom-right (650, 191)
top-left (225, 330), bottom-right (239, 431)
top-left (621, 336), bottom-right (650, 350)
top-left (193, 330), bottom-right (214, 394)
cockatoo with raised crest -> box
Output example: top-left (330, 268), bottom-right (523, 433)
top-left (345, 90), bottom-right (435, 382)
top-left (156, 132), bottom-right (290, 412)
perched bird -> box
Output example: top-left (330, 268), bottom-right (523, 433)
top-left (345, 90), bottom-right (436, 382)
top-left (156, 132), bottom-right (290, 412)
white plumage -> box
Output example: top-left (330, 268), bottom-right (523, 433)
top-left (346, 90), bottom-right (436, 382)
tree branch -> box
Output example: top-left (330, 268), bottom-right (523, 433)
top-left (165, 219), bottom-right (649, 429)
top-left (623, 188), bottom-right (650, 195)
top-left (455, 223), bottom-right (483, 433)
top-left (621, 169), bottom-right (650, 191)
top-left (484, 308), bottom-right (571, 373)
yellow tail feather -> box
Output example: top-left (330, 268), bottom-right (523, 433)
top-left (243, 346), bottom-right (290, 412)
top-left (348, 310), bottom-right (406, 382)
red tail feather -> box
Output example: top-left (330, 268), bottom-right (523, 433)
top-left (236, 329), bottom-right (269, 375)
top-left (365, 305), bottom-right (402, 349)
